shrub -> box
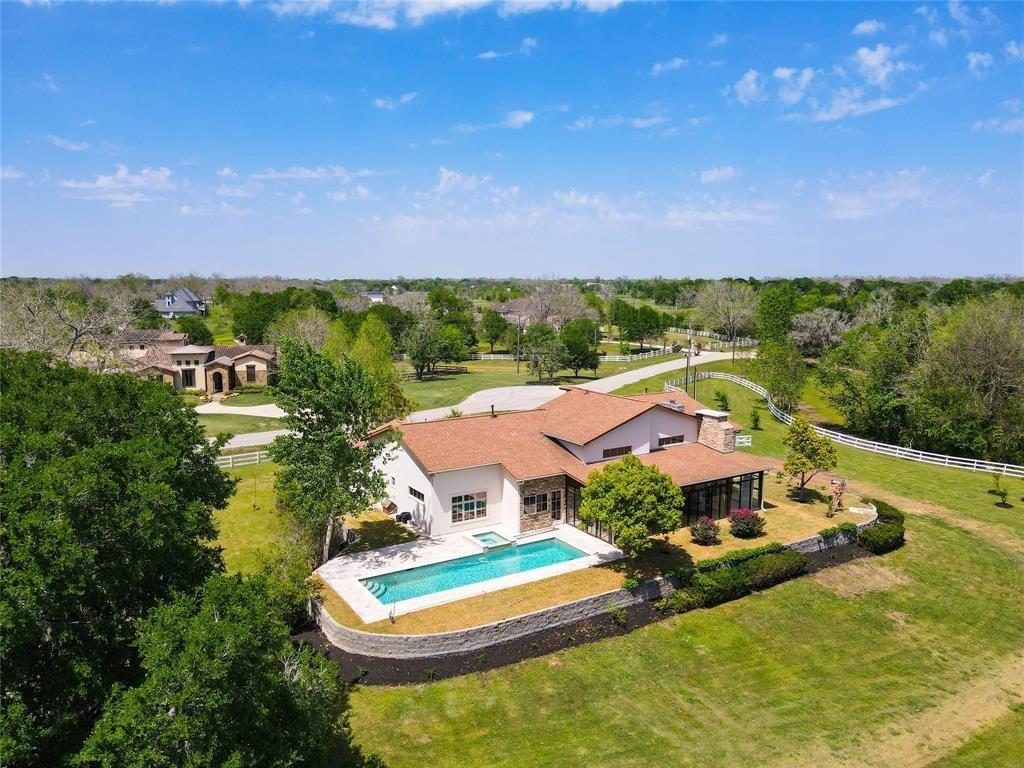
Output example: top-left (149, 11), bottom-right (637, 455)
top-left (688, 568), bottom-right (751, 606)
top-left (750, 409), bottom-right (761, 430)
top-left (666, 587), bottom-right (706, 613)
top-left (621, 576), bottom-right (641, 591)
top-left (607, 604), bottom-right (628, 627)
top-left (696, 542), bottom-right (785, 573)
top-left (868, 498), bottom-right (906, 525)
top-left (728, 508), bottom-right (766, 539)
top-left (689, 516), bottom-right (720, 545)
top-left (742, 551), bottom-right (808, 589)
top-left (713, 389), bottom-right (730, 410)
top-left (859, 522), bottom-right (905, 554)
top-left (818, 522), bottom-right (859, 541)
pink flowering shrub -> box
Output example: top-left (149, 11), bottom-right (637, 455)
top-left (689, 516), bottom-right (720, 546)
top-left (728, 508), bottom-right (766, 539)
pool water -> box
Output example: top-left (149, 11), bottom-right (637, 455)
top-left (472, 531), bottom-right (513, 547)
top-left (361, 538), bottom-right (586, 605)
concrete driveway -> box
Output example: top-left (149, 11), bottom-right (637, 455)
top-left (195, 400), bottom-right (285, 418)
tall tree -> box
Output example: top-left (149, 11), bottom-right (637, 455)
top-left (175, 315), bottom-right (214, 346)
top-left (401, 316), bottom-right (443, 380)
top-left (579, 455), bottom-right (684, 555)
top-left (750, 340), bottom-right (807, 412)
top-left (782, 416), bottom-right (838, 496)
top-left (788, 308), bottom-right (851, 356)
top-left (560, 317), bottom-right (601, 377)
top-left (480, 308), bottom-right (510, 353)
top-left (263, 307), bottom-right (332, 349)
top-left (694, 281), bottom-right (756, 340)
top-left (427, 287), bottom-right (477, 346)
top-left (350, 314), bottom-right (415, 422)
top-left (0, 351), bottom-right (233, 765)
top-left (77, 574), bottom-right (346, 768)
top-left (755, 283), bottom-right (799, 343)
top-left (522, 323), bottom-right (567, 382)
top-left (269, 338), bottom-right (394, 564)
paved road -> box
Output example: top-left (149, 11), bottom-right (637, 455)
top-left (218, 349), bottom-right (739, 447)
top-left (195, 400), bottom-right (285, 417)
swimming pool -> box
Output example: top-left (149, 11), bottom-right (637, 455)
top-left (360, 538), bottom-right (586, 605)
top-left (470, 531), bottom-right (513, 549)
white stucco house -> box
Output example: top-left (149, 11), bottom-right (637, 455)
top-left (373, 387), bottom-right (771, 541)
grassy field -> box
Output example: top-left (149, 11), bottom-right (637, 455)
top-left (400, 354), bottom-right (685, 411)
top-left (206, 304), bottom-right (235, 345)
top-left (344, 362), bottom-right (1024, 767)
top-left (213, 461), bottom-right (284, 573)
top-left (197, 412), bottom-right (282, 436)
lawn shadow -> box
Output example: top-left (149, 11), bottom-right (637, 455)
top-left (324, 683), bottom-right (389, 768)
top-left (597, 538), bottom-right (695, 582)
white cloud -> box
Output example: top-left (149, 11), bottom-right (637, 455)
top-left (972, 100), bottom-right (1023, 133)
top-left (915, 5), bottom-right (938, 25)
top-left (630, 116), bottom-right (668, 128)
top-left (967, 51), bottom-right (994, 77)
top-left (821, 168), bottom-right (930, 220)
top-left (810, 86), bottom-right (911, 122)
top-left (220, 201), bottom-right (253, 216)
top-left (353, 184), bottom-right (376, 200)
top-left (373, 91), bottom-right (417, 109)
top-left (709, 33), bottom-right (728, 47)
top-left (520, 36), bottom-right (537, 54)
top-left (179, 205), bottom-right (209, 216)
top-left (40, 72), bottom-right (60, 93)
top-left (216, 185), bottom-right (256, 198)
top-left (290, 191), bottom-right (307, 204)
top-left (929, 29), bottom-right (950, 48)
top-left (504, 109), bottom-right (534, 128)
top-left (216, 165), bottom-right (237, 178)
top-left (435, 166), bottom-right (491, 194)
top-left (773, 66), bottom-right (815, 106)
top-left (250, 165), bottom-right (374, 181)
top-left (554, 188), bottom-right (608, 207)
top-left (665, 200), bottom-right (778, 227)
top-left (732, 69), bottom-right (766, 104)
top-left (1006, 41), bottom-right (1024, 62)
top-left (852, 19), bottom-right (886, 36)
top-left (296, 206), bottom-right (314, 215)
top-left (79, 118), bottom-right (96, 127)
top-left (948, 0), bottom-right (974, 26)
top-left (977, 169), bottom-right (994, 188)
top-left (47, 134), bottom-right (89, 151)
top-left (1, 166), bottom-right (25, 180)
top-left (650, 56), bottom-right (687, 76)
top-left (700, 165), bottom-right (739, 183)
top-left (854, 44), bottom-right (910, 88)
top-left (568, 115), bottom-right (595, 131)
top-left (687, 116), bottom-right (711, 127)
top-left (326, 190), bottom-right (347, 201)
top-left (60, 164), bottom-right (175, 207)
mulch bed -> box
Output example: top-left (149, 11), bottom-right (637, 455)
top-left (295, 541), bottom-right (874, 686)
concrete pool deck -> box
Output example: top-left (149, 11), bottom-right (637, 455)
top-left (316, 525), bottom-right (623, 624)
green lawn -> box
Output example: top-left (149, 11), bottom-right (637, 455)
top-left (213, 461), bottom-right (284, 573)
top-left (197, 413), bottom-right (282, 436)
top-left (401, 354), bottom-right (686, 411)
top-left (221, 392), bottom-right (277, 407)
top-left (344, 359), bottom-right (1024, 767)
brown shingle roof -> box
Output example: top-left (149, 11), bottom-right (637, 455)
top-left (538, 387), bottom-right (655, 445)
top-left (636, 443), bottom-right (772, 486)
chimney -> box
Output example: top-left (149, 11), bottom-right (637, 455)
top-left (490, 405), bottom-right (496, 418)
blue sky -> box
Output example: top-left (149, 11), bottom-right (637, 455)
top-left (2, 0), bottom-right (1022, 278)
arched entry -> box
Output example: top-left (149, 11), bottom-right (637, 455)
top-left (212, 371), bottom-right (224, 393)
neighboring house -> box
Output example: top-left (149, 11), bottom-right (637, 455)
top-left (137, 344), bottom-right (277, 394)
top-left (360, 290), bottom-right (386, 304)
top-left (154, 287), bottom-right (207, 318)
top-left (492, 297), bottom-right (540, 327)
top-left (374, 387), bottom-right (770, 539)
top-left (114, 329), bottom-right (188, 359)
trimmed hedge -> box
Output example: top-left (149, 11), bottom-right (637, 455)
top-left (819, 522), bottom-right (859, 540)
top-left (696, 542), bottom-right (785, 573)
top-left (858, 522), bottom-right (905, 554)
top-left (869, 498), bottom-right (906, 525)
top-left (664, 549), bottom-right (809, 612)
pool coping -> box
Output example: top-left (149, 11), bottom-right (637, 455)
top-left (315, 524), bottom-right (623, 624)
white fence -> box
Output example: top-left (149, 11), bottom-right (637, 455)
top-left (666, 371), bottom-right (1024, 478)
top-left (215, 450), bottom-right (271, 468)
top-left (667, 327), bottom-right (759, 347)
top-left (400, 346), bottom-right (676, 364)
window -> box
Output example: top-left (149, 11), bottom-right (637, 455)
top-left (246, 364), bottom-right (256, 383)
top-left (175, 360), bottom-right (181, 366)
top-left (181, 369), bottom-right (195, 388)
top-left (658, 434), bottom-right (686, 448)
top-left (523, 494), bottom-right (548, 514)
top-left (409, 487), bottom-right (424, 502)
top-left (550, 490), bottom-right (562, 520)
top-left (451, 492), bottom-right (487, 523)
top-left (602, 446), bottom-right (631, 459)
top-left (139, 344), bottom-right (146, 350)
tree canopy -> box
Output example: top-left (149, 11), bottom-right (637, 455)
top-left (560, 317), bottom-right (601, 377)
top-left (175, 315), bottom-right (214, 345)
top-left (782, 416), bottom-right (838, 493)
top-left (0, 351), bottom-right (233, 765)
top-left (579, 455), bottom-right (684, 554)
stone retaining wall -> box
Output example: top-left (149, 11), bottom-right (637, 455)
top-left (315, 505), bottom-right (877, 659)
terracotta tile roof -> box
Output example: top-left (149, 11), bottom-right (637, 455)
top-left (170, 344), bottom-right (215, 354)
top-left (636, 443), bottom-right (772, 486)
top-left (214, 345), bottom-right (277, 361)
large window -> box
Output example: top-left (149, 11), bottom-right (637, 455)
top-left (246, 364), bottom-right (256, 382)
top-left (658, 434), bottom-right (686, 448)
top-left (683, 473), bottom-right (763, 523)
top-left (451, 491), bottom-right (487, 523)
top-left (523, 493), bottom-right (549, 514)
top-left (602, 446), bottom-right (631, 459)
top-left (550, 490), bottom-right (562, 520)
top-left (181, 368), bottom-right (195, 388)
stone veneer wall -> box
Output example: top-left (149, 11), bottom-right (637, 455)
top-left (314, 507), bottom-right (877, 659)
top-left (519, 475), bottom-right (566, 533)
top-left (697, 413), bottom-right (736, 453)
